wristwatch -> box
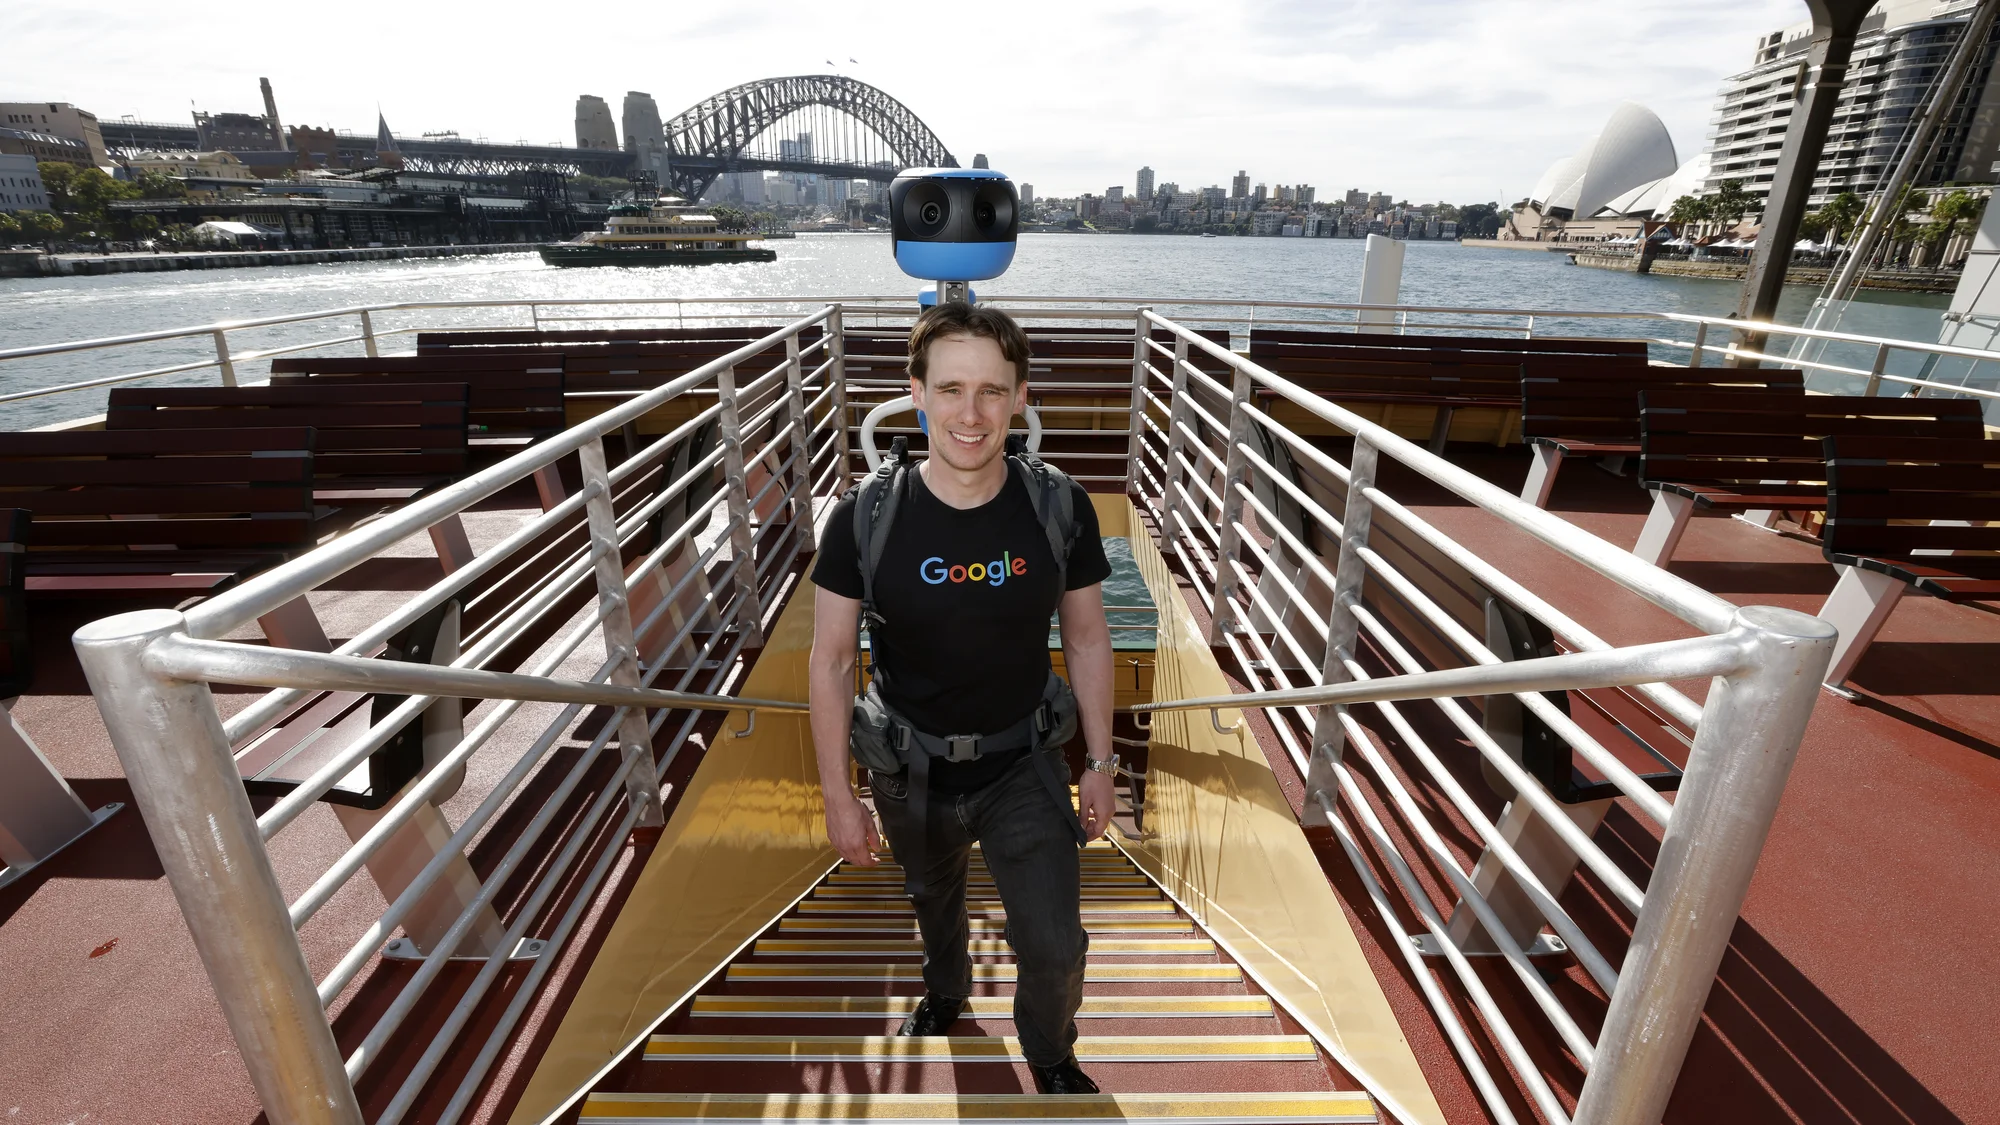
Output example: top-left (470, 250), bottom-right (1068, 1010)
top-left (1083, 754), bottom-right (1120, 777)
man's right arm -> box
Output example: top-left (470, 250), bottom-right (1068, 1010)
top-left (809, 585), bottom-right (880, 866)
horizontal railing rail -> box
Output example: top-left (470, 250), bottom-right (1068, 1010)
top-left (71, 305), bottom-right (849, 1125)
top-left (1128, 309), bottom-right (1834, 1125)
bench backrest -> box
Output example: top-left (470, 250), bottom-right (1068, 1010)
top-left (268, 354), bottom-right (563, 437)
top-left (106, 383), bottom-right (469, 484)
top-left (1823, 435), bottom-right (2000, 594)
top-left (1523, 367), bottom-right (1807, 444)
top-left (1639, 390), bottom-right (1987, 489)
top-left (0, 428), bottom-right (317, 559)
top-left (1250, 327), bottom-right (1651, 358)
top-left (0, 508), bottom-right (26, 697)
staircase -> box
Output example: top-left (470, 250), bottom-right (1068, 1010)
top-left (579, 840), bottom-right (1378, 1123)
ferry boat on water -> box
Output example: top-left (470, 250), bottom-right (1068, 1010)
top-left (538, 197), bottom-right (777, 267)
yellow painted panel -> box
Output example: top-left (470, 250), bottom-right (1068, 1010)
top-left (579, 1090), bottom-right (1378, 1122)
top-left (1116, 497), bottom-right (1448, 1125)
top-left (508, 584), bottom-right (832, 1125)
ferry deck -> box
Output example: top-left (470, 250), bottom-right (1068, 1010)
top-left (0, 292), bottom-right (1994, 1125)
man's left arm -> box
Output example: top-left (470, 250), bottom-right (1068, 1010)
top-left (1059, 581), bottom-right (1117, 841)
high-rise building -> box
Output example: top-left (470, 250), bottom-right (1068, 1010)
top-left (1703, 0), bottom-right (2000, 211)
top-left (0, 153), bottom-right (50, 212)
top-left (575, 96), bottom-right (618, 151)
top-left (1106, 185), bottom-right (1124, 204)
top-left (1345, 188), bottom-right (1367, 206)
top-left (1252, 183), bottom-right (1268, 208)
top-left (1369, 192), bottom-right (1392, 211)
top-left (0, 103), bottom-right (107, 166)
top-left (1200, 186), bottom-right (1226, 210)
top-left (1020, 183), bottom-right (1034, 209)
top-left (622, 92), bottom-right (669, 179)
top-left (972, 153), bottom-right (990, 169)
top-left (1231, 170), bottom-right (1250, 199)
top-left (1298, 185), bottom-right (1315, 205)
top-left (1136, 166), bottom-right (1155, 202)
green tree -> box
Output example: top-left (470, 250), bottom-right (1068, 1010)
top-left (709, 205), bottom-right (748, 231)
top-left (0, 212), bottom-right (20, 242)
top-left (132, 171), bottom-right (187, 201)
top-left (38, 161), bottom-right (139, 235)
top-left (1708, 180), bottom-right (1750, 232)
top-left (1665, 194), bottom-right (1710, 237)
top-left (1455, 202), bottom-right (1501, 239)
top-left (130, 214), bottom-right (161, 239)
top-left (1133, 213), bottom-right (1158, 233)
top-left (1817, 191), bottom-right (1864, 245)
top-left (1922, 188), bottom-right (1984, 266)
top-left (15, 210), bottom-right (64, 240)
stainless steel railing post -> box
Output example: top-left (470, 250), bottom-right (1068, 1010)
top-left (714, 363), bottom-right (769, 647)
top-left (1161, 334), bottom-right (1192, 534)
top-left (360, 309), bottom-right (380, 358)
top-left (1689, 321), bottom-right (1708, 369)
top-left (1124, 308), bottom-right (1151, 494)
top-left (829, 306), bottom-right (851, 490)
top-left (212, 328), bottom-right (238, 387)
top-left (783, 332), bottom-right (817, 550)
top-left (578, 437), bottom-right (668, 828)
top-left (72, 609), bottom-right (362, 1125)
top-left (1863, 342), bottom-right (1890, 397)
top-left (1572, 605), bottom-right (1834, 1125)
top-left (1304, 436), bottom-right (1377, 825)
top-left (1205, 362), bottom-right (1257, 644)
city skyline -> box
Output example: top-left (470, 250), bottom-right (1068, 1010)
top-left (4, 0), bottom-right (1805, 201)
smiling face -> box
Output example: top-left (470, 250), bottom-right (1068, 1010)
top-left (910, 333), bottom-right (1028, 475)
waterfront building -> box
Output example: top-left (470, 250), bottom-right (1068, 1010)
top-left (0, 102), bottom-right (107, 166)
top-left (0, 127), bottom-right (91, 166)
top-left (1200, 186), bottom-right (1226, 210)
top-left (125, 150), bottom-right (257, 196)
top-left (1702, 0), bottom-right (2000, 211)
top-left (1136, 166), bottom-right (1154, 202)
top-left (193, 111), bottom-right (278, 153)
top-left (1019, 183), bottom-right (1034, 209)
top-left (1106, 185), bottom-right (1125, 205)
top-left (1514, 102), bottom-right (1688, 238)
top-left (1231, 169), bottom-right (1249, 201)
top-left (0, 153), bottom-right (50, 212)
top-left (622, 93), bottom-right (669, 179)
top-left (1441, 219), bottom-right (1459, 239)
top-left (1369, 192), bottom-right (1393, 211)
top-left (1345, 188), bottom-right (1367, 206)
top-left (575, 96), bottom-right (618, 151)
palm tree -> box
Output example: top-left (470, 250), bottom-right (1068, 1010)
top-left (1665, 194), bottom-right (1710, 240)
top-left (1709, 180), bottom-right (1750, 235)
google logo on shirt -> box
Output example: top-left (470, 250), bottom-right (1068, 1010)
top-left (920, 552), bottom-right (1029, 587)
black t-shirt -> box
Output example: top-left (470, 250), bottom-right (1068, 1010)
top-left (812, 463), bottom-right (1111, 794)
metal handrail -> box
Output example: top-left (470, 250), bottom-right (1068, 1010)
top-left (1130, 310), bottom-right (1834, 1125)
top-left (69, 306), bottom-right (846, 1125)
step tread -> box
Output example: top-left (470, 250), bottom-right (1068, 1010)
top-left (753, 939), bottom-right (1215, 956)
top-left (726, 964), bottom-right (1242, 982)
top-left (580, 1091), bottom-right (1376, 1122)
top-left (688, 996), bottom-right (1276, 1019)
top-left (776, 919), bottom-right (1193, 933)
top-left (643, 1034), bottom-right (1318, 1062)
top-left (796, 901), bottom-right (1177, 914)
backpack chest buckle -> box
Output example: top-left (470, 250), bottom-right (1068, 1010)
top-left (943, 734), bottom-right (982, 763)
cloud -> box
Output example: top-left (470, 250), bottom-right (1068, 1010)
top-left (0, 0), bottom-right (1808, 201)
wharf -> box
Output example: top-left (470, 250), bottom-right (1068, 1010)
top-left (6, 242), bottom-right (538, 278)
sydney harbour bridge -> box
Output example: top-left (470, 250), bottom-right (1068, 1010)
top-left (100, 75), bottom-right (958, 199)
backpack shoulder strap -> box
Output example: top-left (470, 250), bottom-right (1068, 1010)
top-left (1008, 448), bottom-right (1080, 593)
top-left (853, 438), bottom-right (910, 683)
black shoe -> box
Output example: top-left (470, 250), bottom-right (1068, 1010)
top-left (1029, 1056), bottom-right (1100, 1094)
top-left (897, 993), bottom-right (964, 1036)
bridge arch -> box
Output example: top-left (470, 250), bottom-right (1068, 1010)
top-left (661, 75), bottom-right (957, 200)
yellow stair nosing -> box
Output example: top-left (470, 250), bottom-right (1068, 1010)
top-left (642, 1033), bottom-right (1319, 1063)
top-left (750, 940), bottom-right (1214, 957)
top-left (776, 919), bottom-right (1193, 933)
top-left (794, 901), bottom-right (1177, 914)
top-left (579, 1090), bottom-right (1377, 1123)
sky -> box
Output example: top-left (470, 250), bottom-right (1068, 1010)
top-left (3, 0), bottom-right (1808, 203)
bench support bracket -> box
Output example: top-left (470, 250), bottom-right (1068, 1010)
top-left (1818, 564), bottom-right (1907, 690)
top-left (0, 700), bottom-right (122, 890)
top-left (427, 514), bottom-right (478, 574)
top-left (1520, 444), bottom-right (1564, 508)
top-left (1633, 490), bottom-right (1695, 568)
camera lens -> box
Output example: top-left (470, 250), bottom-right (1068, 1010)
top-left (901, 181), bottom-right (950, 238)
top-left (974, 201), bottom-right (996, 228)
top-left (972, 182), bottom-right (1016, 237)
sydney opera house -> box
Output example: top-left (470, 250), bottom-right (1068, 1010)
top-left (1506, 102), bottom-right (1710, 240)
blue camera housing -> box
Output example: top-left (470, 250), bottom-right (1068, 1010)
top-left (890, 168), bottom-right (1019, 283)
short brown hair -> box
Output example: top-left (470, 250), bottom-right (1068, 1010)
top-left (907, 301), bottom-right (1032, 385)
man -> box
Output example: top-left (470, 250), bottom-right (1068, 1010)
top-left (808, 301), bottom-right (1118, 1094)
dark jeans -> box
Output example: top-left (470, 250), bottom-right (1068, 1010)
top-left (872, 747), bottom-right (1087, 1067)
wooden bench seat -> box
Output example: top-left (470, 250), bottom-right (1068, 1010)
top-left (1518, 367), bottom-right (1805, 505)
top-left (268, 353), bottom-right (566, 451)
top-left (1632, 390), bottom-right (1986, 567)
top-left (1815, 435), bottom-right (2000, 687)
top-left (1, 510), bottom-right (25, 698)
top-left (106, 383), bottom-right (470, 498)
top-left (416, 325), bottom-right (820, 352)
top-left (1248, 328), bottom-right (1653, 451)
top-left (0, 427), bottom-right (319, 594)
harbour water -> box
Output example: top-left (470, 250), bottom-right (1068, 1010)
top-left (0, 233), bottom-right (1956, 429)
